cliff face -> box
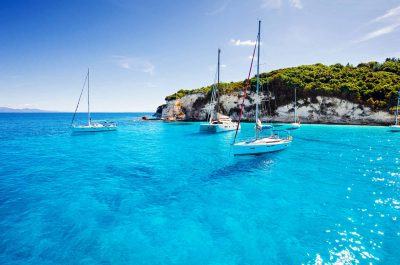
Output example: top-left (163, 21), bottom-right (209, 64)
top-left (156, 92), bottom-right (393, 125)
top-left (156, 59), bottom-right (400, 124)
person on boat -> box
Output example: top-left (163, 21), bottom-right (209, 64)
top-left (256, 118), bottom-right (273, 132)
top-left (256, 119), bottom-right (262, 132)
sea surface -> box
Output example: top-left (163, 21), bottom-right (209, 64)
top-left (0, 113), bottom-right (399, 264)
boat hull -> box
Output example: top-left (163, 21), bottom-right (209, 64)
top-left (287, 123), bottom-right (301, 130)
top-left (199, 123), bottom-right (239, 133)
top-left (389, 125), bottom-right (400, 132)
top-left (71, 125), bottom-right (117, 133)
top-left (233, 138), bottom-right (291, 156)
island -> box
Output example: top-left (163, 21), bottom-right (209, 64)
top-left (0, 107), bottom-right (54, 113)
top-left (155, 58), bottom-right (400, 125)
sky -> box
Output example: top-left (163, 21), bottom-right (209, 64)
top-left (0, 0), bottom-right (399, 112)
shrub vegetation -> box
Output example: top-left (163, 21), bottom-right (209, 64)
top-left (165, 58), bottom-right (400, 111)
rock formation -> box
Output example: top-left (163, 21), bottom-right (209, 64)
top-left (156, 92), bottom-right (393, 125)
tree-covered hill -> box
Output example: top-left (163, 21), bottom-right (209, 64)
top-left (165, 58), bottom-right (400, 112)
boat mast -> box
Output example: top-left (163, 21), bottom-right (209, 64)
top-left (87, 68), bottom-right (90, 126)
top-left (255, 20), bottom-right (261, 139)
top-left (217, 48), bottom-right (221, 117)
top-left (233, 34), bottom-right (258, 144)
top-left (396, 90), bottom-right (400, 125)
top-left (294, 87), bottom-right (297, 123)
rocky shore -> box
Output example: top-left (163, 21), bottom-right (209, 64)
top-left (155, 92), bottom-right (393, 125)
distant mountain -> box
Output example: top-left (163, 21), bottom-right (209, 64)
top-left (0, 107), bottom-right (55, 113)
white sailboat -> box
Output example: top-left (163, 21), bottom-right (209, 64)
top-left (232, 21), bottom-right (292, 156)
top-left (200, 49), bottom-right (239, 133)
top-left (389, 90), bottom-right (400, 132)
top-left (288, 87), bottom-right (301, 130)
top-left (71, 69), bottom-right (117, 132)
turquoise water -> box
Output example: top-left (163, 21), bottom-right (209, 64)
top-left (0, 113), bottom-right (399, 264)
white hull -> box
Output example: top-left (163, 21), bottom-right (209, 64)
top-left (233, 137), bottom-right (291, 156)
top-left (71, 70), bottom-right (118, 133)
top-left (389, 125), bottom-right (400, 132)
top-left (199, 122), bottom-right (239, 133)
top-left (288, 122), bottom-right (301, 130)
top-left (232, 21), bottom-right (293, 157)
top-left (72, 124), bottom-right (117, 132)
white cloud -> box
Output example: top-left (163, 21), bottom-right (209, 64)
top-left (208, 64), bottom-right (227, 71)
top-left (261, 0), bottom-right (302, 10)
top-left (355, 5), bottom-right (400, 43)
top-left (356, 22), bottom-right (400, 43)
top-left (142, 64), bottom-right (155, 74)
top-left (18, 103), bottom-right (34, 108)
top-left (145, 82), bottom-right (157, 88)
top-left (372, 5), bottom-right (400, 23)
top-left (113, 56), bottom-right (155, 75)
top-left (289, 0), bottom-right (302, 10)
top-left (230, 39), bottom-right (256, 46)
top-left (261, 0), bottom-right (282, 9)
top-left (206, 0), bottom-right (230, 16)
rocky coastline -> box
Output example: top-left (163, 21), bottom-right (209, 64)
top-left (155, 92), bottom-right (394, 125)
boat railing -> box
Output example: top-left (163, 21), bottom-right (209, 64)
top-left (103, 121), bottom-right (117, 127)
top-left (234, 129), bottom-right (291, 143)
top-left (91, 120), bottom-right (117, 127)
top-left (272, 129), bottom-right (291, 140)
top-left (91, 120), bottom-right (116, 123)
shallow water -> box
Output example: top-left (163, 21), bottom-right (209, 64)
top-left (0, 113), bottom-right (399, 264)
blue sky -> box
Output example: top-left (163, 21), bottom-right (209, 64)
top-left (1, 0), bottom-right (399, 112)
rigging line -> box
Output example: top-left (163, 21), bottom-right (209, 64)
top-left (206, 67), bottom-right (219, 123)
top-left (217, 49), bottom-right (221, 115)
top-left (265, 79), bottom-right (272, 123)
top-left (259, 36), bottom-right (272, 123)
top-left (233, 38), bottom-right (258, 144)
top-left (212, 66), bottom-right (218, 119)
top-left (261, 80), bottom-right (268, 121)
top-left (260, 41), bottom-right (269, 122)
top-left (70, 72), bottom-right (89, 126)
top-left (396, 90), bottom-right (400, 125)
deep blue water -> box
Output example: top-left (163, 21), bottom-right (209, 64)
top-left (0, 113), bottom-right (399, 264)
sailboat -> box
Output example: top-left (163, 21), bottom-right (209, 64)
top-left (199, 49), bottom-right (239, 133)
top-left (389, 90), bottom-right (400, 132)
top-left (71, 69), bottom-right (117, 132)
top-left (232, 20), bottom-right (292, 156)
top-left (288, 87), bottom-right (301, 130)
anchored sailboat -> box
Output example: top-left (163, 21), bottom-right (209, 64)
top-left (389, 90), bottom-right (400, 132)
top-left (232, 21), bottom-right (292, 156)
top-left (288, 87), bottom-right (301, 130)
top-left (200, 49), bottom-right (239, 133)
top-left (71, 69), bottom-right (117, 132)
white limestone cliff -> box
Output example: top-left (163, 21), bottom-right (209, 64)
top-left (157, 93), bottom-right (393, 125)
